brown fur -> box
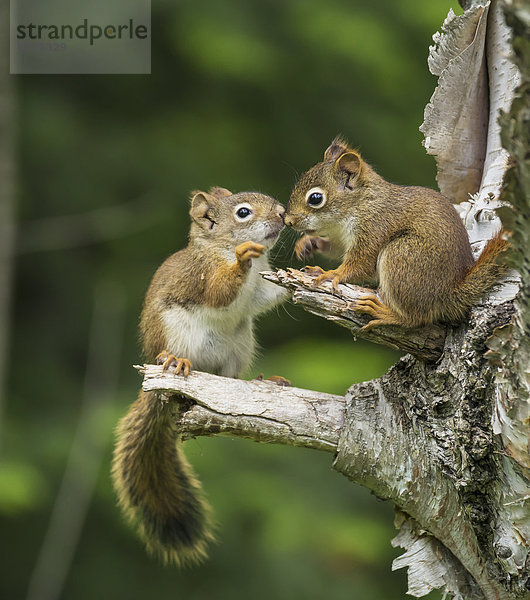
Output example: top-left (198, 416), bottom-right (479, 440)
top-left (112, 188), bottom-right (286, 566)
top-left (138, 244), bottom-right (264, 359)
top-left (285, 137), bottom-right (508, 329)
top-left (112, 390), bottom-right (214, 566)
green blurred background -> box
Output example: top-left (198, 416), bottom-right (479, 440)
top-left (2, 1), bottom-right (461, 598)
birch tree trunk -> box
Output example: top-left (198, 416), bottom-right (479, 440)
top-left (138, 2), bottom-right (529, 598)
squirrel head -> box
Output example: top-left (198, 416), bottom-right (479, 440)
top-left (189, 187), bottom-right (285, 249)
top-left (284, 136), bottom-right (368, 237)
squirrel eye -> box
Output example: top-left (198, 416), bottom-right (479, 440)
top-left (235, 204), bottom-right (253, 222)
top-left (305, 187), bottom-right (326, 209)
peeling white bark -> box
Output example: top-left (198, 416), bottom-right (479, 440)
top-left (421, 3), bottom-right (490, 205)
top-left (421, 1), bottom-right (520, 253)
top-left (392, 512), bottom-right (479, 600)
top-left (457, 0), bottom-right (521, 252)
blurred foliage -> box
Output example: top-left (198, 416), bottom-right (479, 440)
top-left (3, 0), bottom-right (460, 598)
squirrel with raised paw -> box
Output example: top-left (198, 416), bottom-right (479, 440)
top-left (112, 187), bottom-right (289, 566)
top-left (284, 136), bottom-right (508, 330)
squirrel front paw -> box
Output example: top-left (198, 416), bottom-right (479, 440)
top-left (313, 268), bottom-right (343, 292)
top-left (235, 241), bottom-right (266, 269)
top-left (295, 236), bottom-right (331, 261)
top-left (302, 266), bottom-right (343, 292)
top-left (156, 351), bottom-right (192, 376)
top-left (302, 265), bottom-right (325, 275)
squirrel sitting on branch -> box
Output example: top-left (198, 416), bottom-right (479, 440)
top-left (112, 187), bottom-right (288, 566)
top-left (284, 137), bottom-right (508, 330)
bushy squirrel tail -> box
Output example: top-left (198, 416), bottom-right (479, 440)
top-left (446, 230), bottom-right (509, 323)
top-left (111, 390), bottom-right (214, 566)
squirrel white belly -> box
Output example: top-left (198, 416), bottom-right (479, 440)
top-left (161, 254), bottom-right (278, 377)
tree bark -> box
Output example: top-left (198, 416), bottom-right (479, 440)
top-left (138, 1), bottom-right (529, 598)
top-left (137, 365), bottom-right (345, 452)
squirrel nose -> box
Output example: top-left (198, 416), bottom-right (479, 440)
top-left (277, 205), bottom-right (285, 219)
top-left (283, 214), bottom-right (294, 227)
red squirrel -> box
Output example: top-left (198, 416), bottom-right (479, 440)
top-left (285, 137), bottom-right (507, 329)
top-left (112, 187), bottom-right (288, 565)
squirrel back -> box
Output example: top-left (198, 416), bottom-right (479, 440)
top-left (284, 137), bottom-right (508, 328)
top-left (112, 187), bottom-right (287, 565)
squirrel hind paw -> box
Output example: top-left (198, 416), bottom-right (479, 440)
top-left (352, 294), bottom-right (402, 330)
top-left (255, 374), bottom-right (292, 387)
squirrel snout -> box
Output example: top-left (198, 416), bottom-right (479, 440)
top-left (283, 213), bottom-right (310, 232)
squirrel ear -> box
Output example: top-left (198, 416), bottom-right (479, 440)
top-left (324, 136), bottom-right (350, 162)
top-left (334, 151), bottom-right (362, 178)
top-left (208, 186), bottom-right (233, 199)
top-left (190, 191), bottom-right (218, 231)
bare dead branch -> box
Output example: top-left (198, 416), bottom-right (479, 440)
top-left (137, 364), bottom-right (344, 452)
top-left (261, 268), bottom-right (446, 362)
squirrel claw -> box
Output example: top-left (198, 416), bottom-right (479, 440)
top-left (313, 269), bottom-right (341, 291)
top-left (295, 237), bottom-right (315, 261)
top-left (359, 320), bottom-right (381, 332)
top-left (352, 294), bottom-right (401, 330)
top-left (265, 375), bottom-right (292, 387)
top-left (303, 265), bottom-right (325, 277)
top-left (295, 236), bottom-right (332, 260)
top-left (156, 351), bottom-right (192, 377)
top-left (235, 241), bottom-right (266, 269)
